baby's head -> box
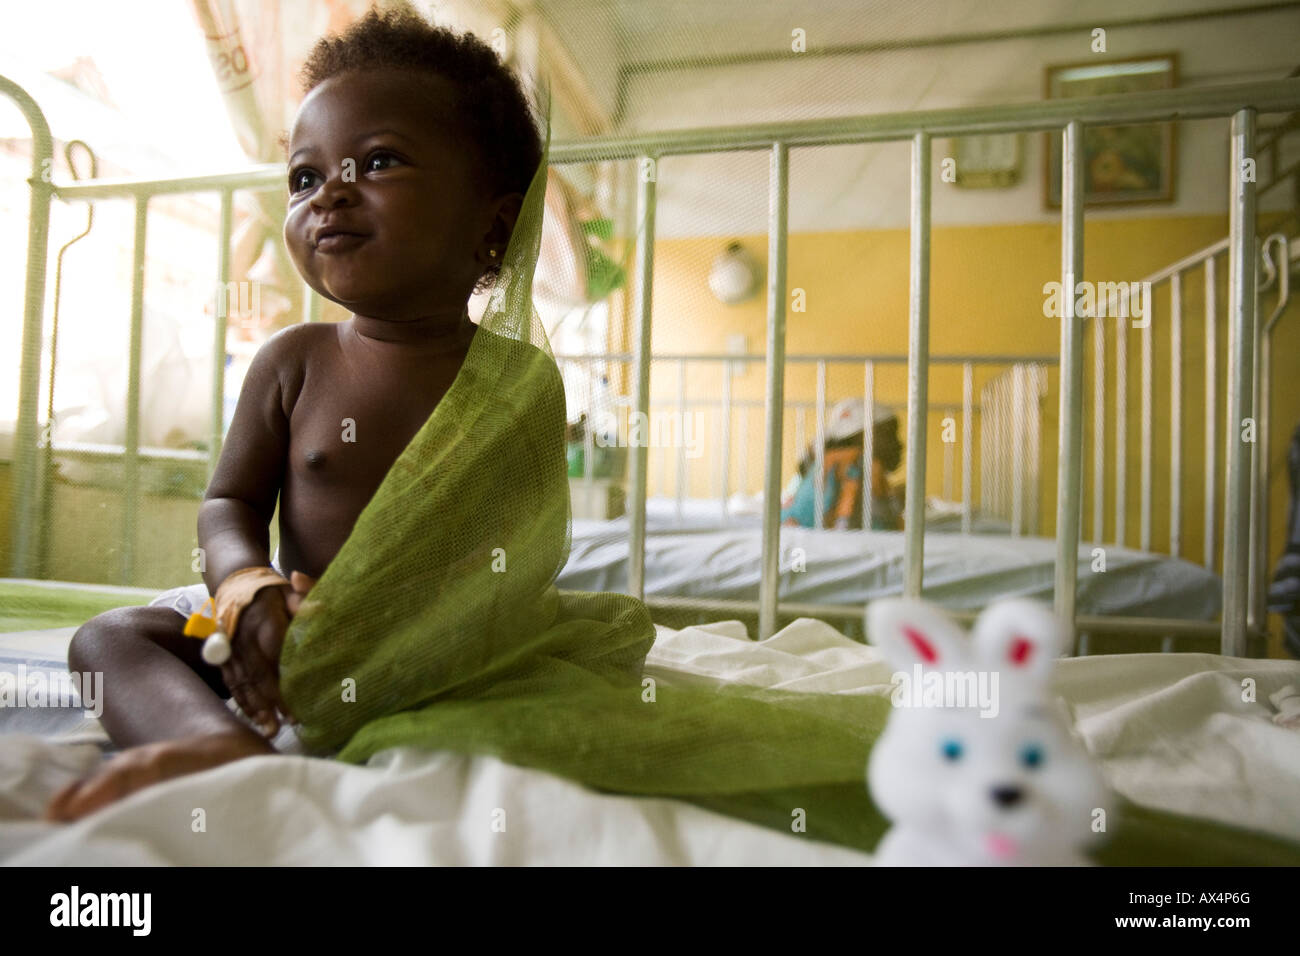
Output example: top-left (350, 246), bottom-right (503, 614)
top-left (284, 9), bottom-right (542, 319)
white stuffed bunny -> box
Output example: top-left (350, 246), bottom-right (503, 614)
top-left (865, 597), bottom-right (1111, 866)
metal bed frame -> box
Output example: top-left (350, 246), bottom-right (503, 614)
top-left (556, 351), bottom-right (1049, 534)
top-left (4, 74), bottom-right (1299, 655)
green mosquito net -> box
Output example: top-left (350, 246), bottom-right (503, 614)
top-left (4, 0), bottom-right (1299, 864)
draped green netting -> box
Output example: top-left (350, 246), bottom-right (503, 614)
top-left (273, 73), bottom-right (1300, 864)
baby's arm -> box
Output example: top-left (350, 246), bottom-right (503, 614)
top-left (198, 328), bottom-right (301, 732)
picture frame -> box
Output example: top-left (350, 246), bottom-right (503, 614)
top-left (952, 133), bottom-right (1024, 188)
top-left (1044, 53), bottom-right (1178, 208)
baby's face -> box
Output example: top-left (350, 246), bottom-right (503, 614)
top-left (283, 69), bottom-right (495, 318)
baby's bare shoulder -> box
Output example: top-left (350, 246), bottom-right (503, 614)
top-left (250, 322), bottom-right (337, 412)
top-left (259, 321), bottom-right (335, 361)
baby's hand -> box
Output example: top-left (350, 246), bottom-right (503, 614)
top-left (285, 570), bottom-right (317, 616)
top-left (222, 585), bottom-right (293, 737)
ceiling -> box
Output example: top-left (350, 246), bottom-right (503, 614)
top-left (531, 0), bottom-right (1299, 130)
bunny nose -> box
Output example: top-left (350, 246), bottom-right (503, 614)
top-left (991, 785), bottom-right (1024, 809)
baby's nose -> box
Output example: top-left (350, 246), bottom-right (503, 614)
top-left (990, 785), bottom-right (1024, 809)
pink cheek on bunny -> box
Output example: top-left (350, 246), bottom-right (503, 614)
top-left (985, 832), bottom-right (1020, 860)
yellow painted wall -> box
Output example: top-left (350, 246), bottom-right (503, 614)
top-left (630, 214), bottom-right (1299, 655)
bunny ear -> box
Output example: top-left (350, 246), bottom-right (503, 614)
top-left (865, 598), bottom-right (970, 672)
top-left (970, 598), bottom-right (1063, 684)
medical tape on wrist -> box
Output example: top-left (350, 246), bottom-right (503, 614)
top-left (183, 567), bottom-right (289, 665)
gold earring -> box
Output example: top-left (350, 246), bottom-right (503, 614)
top-left (488, 248), bottom-right (498, 258)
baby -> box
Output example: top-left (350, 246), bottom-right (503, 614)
top-left (45, 9), bottom-right (542, 821)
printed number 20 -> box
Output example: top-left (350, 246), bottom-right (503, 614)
top-left (214, 46), bottom-right (249, 82)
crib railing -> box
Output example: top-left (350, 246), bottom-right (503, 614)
top-left (545, 78), bottom-right (1300, 651)
top-left (980, 363), bottom-right (1048, 536)
top-left (555, 351), bottom-right (1051, 534)
top-left (5, 73), bottom-right (1300, 654)
top-left (1086, 231), bottom-right (1293, 637)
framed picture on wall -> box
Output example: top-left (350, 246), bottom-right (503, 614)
top-left (1044, 53), bottom-right (1178, 208)
top-left (952, 133), bottom-right (1024, 188)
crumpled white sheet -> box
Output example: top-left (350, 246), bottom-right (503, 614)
top-left (2, 618), bottom-right (1298, 864)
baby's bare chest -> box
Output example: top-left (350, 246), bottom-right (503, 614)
top-left (286, 347), bottom-right (461, 486)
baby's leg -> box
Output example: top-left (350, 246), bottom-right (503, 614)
top-left (68, 606), bottom-right (249, 746)
top-left (45, 607), bottom-right (274, 821)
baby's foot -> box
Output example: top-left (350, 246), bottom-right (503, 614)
top-left (43, 731), bottom-right (276, 823)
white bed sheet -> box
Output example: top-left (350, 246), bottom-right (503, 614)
top-left (2, 619), bottom-right (1298, 865)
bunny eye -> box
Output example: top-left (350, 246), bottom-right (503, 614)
top-left (1020, 744), bottom-right (1045, 769)
top-left (940, 738), bottom-right (964, 762)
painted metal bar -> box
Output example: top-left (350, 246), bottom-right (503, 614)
top-left (981, 380), bottom-right (991, 515)
top-left (813, 360), bottom-right (827, 529)
top-left (554, 351), bottom-right (1057, 365)
top-left (1092, 315), bottom-right (1104, 543)
top-left (2, 75), bottom-right (55, 577)
top-left (583, 392), bottom-right (595, 484)
top-left (635, 592), bottom-right (1232, 641)
top-left (548, 79), bottom-right (1300, 163)
top-left (1170, 271), bottom-right (1183, 557)
top-left (794, 408), bottom-right (805, 472)
top-left (903, 132), bottom-right (932, 597)
top-left (626, 159), bottom-right (657, 600)
top-left (1221, 108), bottom-right (1257, 658)
top-left (210, 189), bottom-right (232, 478)
top-left (719, 359), bottom-right (733, 518)
top-left (758, 142), bottom-right (790, 640)
top-left (1204, 258), bottom-right (1218, 570)
top-left (1012, 364), bottom-right (1024, 536)
top-left (1139, 237), bottom-right (1230, 287)
top-left (658, 408), bottom-right (667, 497)
top-left (993, 376), bottom-right (1005, 517)
top-left (1255, 235), bottom-right (1290, 628)
top-left (943, 427), bottom-right (954, 502)
top-left (1054, 121), bottom-right (1085, 636)
top-left (1140, 296), bottom-right (1153, 552)
top-left (53, 164), bottom-right (284, 200)
top-left (738, 407), bottom-right (749, 496)
top-left (675, 357), bottom-right (687, 522)
top-left (1115, 313), bottom-right (1128, 546)
top-left (962, 362), bottom-right (973, 535)
top-left (1030, 364), bottom-right (1043, 535)
top-left (863, 361), bottom-right (874, 530)
top-left (121, 196), bottom-right (148, 584)
top-left (24, 81), bottom-right (1296, 192)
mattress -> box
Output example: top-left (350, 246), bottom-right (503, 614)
top-left (2, 617), bottom-right (1298, 864)
top-left (638, 494), bottom-right (1011, 534)
top-left (561, 521), bottom-right (1223, 621)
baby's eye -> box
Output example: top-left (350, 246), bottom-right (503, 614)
top-left (364, 151), bottom-right (401, 173)
top-left (289, 168), bottom-right (321, 194)
top-left (940, 738), bottom-right (963, 762)
top-left (1020, 744), bottom-right (1045, 769)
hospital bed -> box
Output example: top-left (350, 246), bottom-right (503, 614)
top-left (2, 68), bottom-right (1300, 863)
top-left (541, 86), bottom-right (1298, 657)
top-left (558, 348), bottom-right (1227, 644)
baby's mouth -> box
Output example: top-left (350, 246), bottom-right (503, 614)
top-left (315, 231), bottom-right (369, 253)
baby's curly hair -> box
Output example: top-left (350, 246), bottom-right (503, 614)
top-left (300, 7), bottom-right (543, 288)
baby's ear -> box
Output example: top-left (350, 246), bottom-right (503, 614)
top-left (970, 598), bottom-right (1063, 685)
top-left (866, 598), bottom-right (969, 672)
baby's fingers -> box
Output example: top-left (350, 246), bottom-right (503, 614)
top-left (285, 572), bottom-right (317, 616)
top-left (222, 656), bottom-right (277, 738)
